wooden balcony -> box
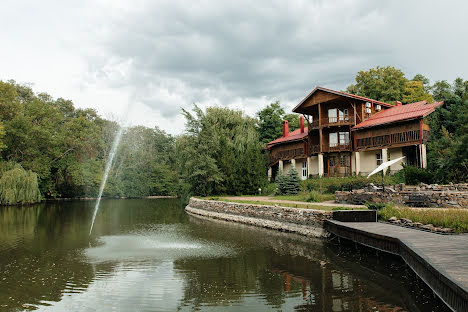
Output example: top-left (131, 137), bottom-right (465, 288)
top-left (270, 147), bottom-right (305, 164)
top-left (325, 143), bottom-right (352, 152)
top-left (322, 116), bottom-right (355, 127)
top-left (356, 130), bottom-right (420, 150)
top-left (309, 145), bottom-right (320, 154)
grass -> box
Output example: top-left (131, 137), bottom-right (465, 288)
top-left (204, 197), bottom-right (360, 211)
top-left (274, 192), bottom-right (335, 202)
top-left (378, 205), bottom-right (468, 233)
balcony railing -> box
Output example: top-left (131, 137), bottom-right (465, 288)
top-left (309, 145), bottom-right (320, 154)
top-left (356, 130), bottom-right (420, 150)
top-left (322, 116), bottom-right (354, 127)
top-left (325, 143), bottom-right (352, 152)
top-left (270, 147), bottom-right (305, 164)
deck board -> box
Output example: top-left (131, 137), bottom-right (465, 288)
top-left (325, 220), bottom-right (468, 312)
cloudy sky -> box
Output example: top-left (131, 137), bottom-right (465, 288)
top-left (1, 0), bottom-right (467, 134)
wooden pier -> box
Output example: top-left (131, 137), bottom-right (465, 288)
top-left (325, 220), bottom-right (468, 312)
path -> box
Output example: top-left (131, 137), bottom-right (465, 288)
top-left (325, 220), bottom-right (468, 312)
top-left (222, 196), bottom-right (366, 208)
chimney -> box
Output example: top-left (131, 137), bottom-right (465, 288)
top-left (396, 101), bottom-right (402, 106)
top-left (282, 120), bottom-right (289, 137)
top-left (300, 115), bottom-right (305, 133)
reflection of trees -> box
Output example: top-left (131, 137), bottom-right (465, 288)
top-left (183, 215), bottom-right (447, 311)
top-left (0, 198), bottom-right (185, 312)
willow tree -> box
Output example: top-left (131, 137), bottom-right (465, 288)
top-left (178, 105), bottom-right (267, 196)
top-left (0, 162), bottom-right (41, 205)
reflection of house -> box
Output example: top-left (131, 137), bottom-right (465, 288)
top-left (267, 87), bottom-right (443, 179)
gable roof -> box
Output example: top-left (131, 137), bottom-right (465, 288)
top-left (292, 86), bottom-right (393, 113)
top-left (267, 127), bottom-right (308, 148)
top-left (353, 100), bottom-right (443, 130)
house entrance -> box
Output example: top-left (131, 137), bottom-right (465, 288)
top-left (324, 153), bottom-right (351, 177)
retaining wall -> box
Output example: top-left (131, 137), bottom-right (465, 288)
top-left (186, 198), bottom-right (332, 238)
top-left (335, 183), bottom-right (468, 208)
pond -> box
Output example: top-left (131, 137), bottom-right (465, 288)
top-left (0, 199), bottom-right (448, 311)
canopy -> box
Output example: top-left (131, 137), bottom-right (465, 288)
top-left (367, 156), bottom-right (405, 178)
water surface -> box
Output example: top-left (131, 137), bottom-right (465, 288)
top-left (0, 199), bottom-right (448, 311)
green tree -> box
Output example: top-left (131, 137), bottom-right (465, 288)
top-left (283, 113), bottom-right (301, 131)
top-left (276, 168), bottom-right (301, 195)
top-left (402, 80), bottom-right (434, 104)
top-left (346, 66), bottom-right (407, 103)
top-left (179, 105), bottom-right (267, 196)
top-left (256, 101), bottom-right (285, 143)
top-left (427, 78), bottom-right (468, 183)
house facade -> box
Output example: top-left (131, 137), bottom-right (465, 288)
top-left (267, 87), bottom-right (443, 180)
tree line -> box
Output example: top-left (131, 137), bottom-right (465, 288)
top-left (0, 66), bottom-right (466, 204)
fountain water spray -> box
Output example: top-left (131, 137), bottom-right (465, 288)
top-left (89, 126), bottom-right (124, 236)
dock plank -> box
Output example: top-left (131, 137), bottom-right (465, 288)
top-left (325, 220), bottom-right (468, 312)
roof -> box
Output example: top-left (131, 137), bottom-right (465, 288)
top-left (267, 127), bottom-right (308, 148)
top-left (293, 86), bottom-right (393, 113)
top-left (353, 100), bottom-right (443, 130)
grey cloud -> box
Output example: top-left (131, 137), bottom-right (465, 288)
top-left (82, 0), bottom-right (468, 118)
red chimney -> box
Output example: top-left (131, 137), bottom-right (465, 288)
top-left (282, 120), bottom-right (289, 137)
top-left (396, 101), bottom-right (402, 106)
top-left (300, 115), bottom-right (304, 133)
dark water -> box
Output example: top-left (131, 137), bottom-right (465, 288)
top-left (0, 199), bottom-right (448, 312)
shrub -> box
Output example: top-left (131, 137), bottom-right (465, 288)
top-left (276, 168), bottom-right (301, 195)
top-left (301, 175), bottom-right (400, 194)
top-left (305, 190), bottom-right (323, 202)
top-left (364, 202), bottom-right (387, 211)
top-left (402, 164), bottom-right (433, 185)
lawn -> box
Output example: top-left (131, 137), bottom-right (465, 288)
top-left (378, 205), bottom-right (468, 233)
top-left (203, 197), bottom-right (362, 211)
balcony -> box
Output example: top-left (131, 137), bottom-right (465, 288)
top-left (325, 143), bottom-right (352, 152)
top-left (309, 145), bottom-right (320, 154)
top-left (322, 116), bottom-right (355, 127)
top-left (356, 130), bottom-right (420, 150)
top-left (270, 147), bottom-right (305, 164)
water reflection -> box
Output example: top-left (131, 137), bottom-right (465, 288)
top-left (0, 199), bottom-right (449, 312)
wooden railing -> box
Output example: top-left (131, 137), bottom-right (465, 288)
top-left (309, 145), bottom-right (320, 154)
top-left (270, 147), bottom-right (305, 163)
top-left (356, 130), bottom-right (420, 150)
top-left (323, 116), bottom-right (354, 127)
top-left (326, 143), bottom-right (352, 152)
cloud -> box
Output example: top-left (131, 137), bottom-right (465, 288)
top-left (1, 0), bottom-right (468, 134)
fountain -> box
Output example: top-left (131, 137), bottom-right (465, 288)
top-left (89, 126), bottom-right (124, 236)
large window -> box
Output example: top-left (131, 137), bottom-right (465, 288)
top-left (328, 108), bottom-right (337, 123)
top-left (339, 132), bottom-right (350, 145)
top-left (339, 109), bottom-right (349, 122)
top-left (329, 132), bottom-right (338, 147)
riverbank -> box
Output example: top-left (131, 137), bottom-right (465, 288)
top-left (187, 197), bottom-right (468, 312)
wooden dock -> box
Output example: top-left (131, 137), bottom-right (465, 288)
top-left (325, 220), bottom-right (468, 312)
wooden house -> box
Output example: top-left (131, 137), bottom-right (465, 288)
top-left (267, 87), bottom-right (443, 179)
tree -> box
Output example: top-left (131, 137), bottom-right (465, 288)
top-left (178, 105), bottom-right (267, 196)
top-left (346, 66), bottom-right (407, 103)
top-left (402, 80), bottom-right (434, 104)
top-left (427, 78), bottom-right (468, 183)
top-left (276, 168), bottom-right (301, 195)
top-left (283, 113), bottom-right (301, 131)
top-left (0, 162), bottom-right (41, 205)
top-left (256, 101), bottom-right (285, 143)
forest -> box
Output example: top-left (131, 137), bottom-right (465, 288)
top-left (0, 66), bottom-right (466, 204)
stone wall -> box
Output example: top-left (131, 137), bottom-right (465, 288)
top-left (186, 198), bottom-right (332, 237)
top-left (335, 183), bottom-right (468, 208)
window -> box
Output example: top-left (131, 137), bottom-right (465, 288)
top-left (339, 109), bottom-right (349, 122)
top-left (340, 155), bottom-right (348, 166)
top-left (328, 108), bottom-right (337, 123)
top-left (339, 132), bottom-right (350, 145)
top-left (329, 132), bottom-right (338, 147)
top-left (376, 153), bottom-right (383, 166)
top-left (302, 161), bottom-right (307, 178)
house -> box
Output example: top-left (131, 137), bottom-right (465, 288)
top-left (266, 87), bottom-right (443, 180)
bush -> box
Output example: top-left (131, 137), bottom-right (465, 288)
top-left (364, 202), bottom-right (387, 211)
top-left (276, 168), bottom-right (301, 195)
top-left (402, 164), bottom-right (433, 185)
top-left (301, 175), bottom-right (400, 194)
top-left (262, 182), bottom-right (277, 195)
